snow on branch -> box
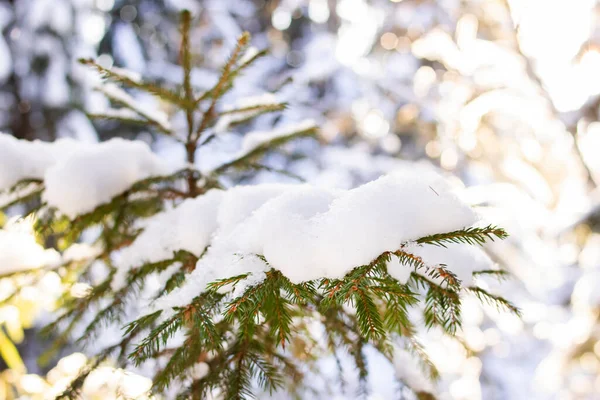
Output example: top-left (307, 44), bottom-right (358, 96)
top-left (0, 133), bottom-right (84, 191)
top-left (95, 83), bottom-right (173, 135)
top-left (0, 217), bottom-right (61, 276)
top-left (79, 58), bottom-right (188, 109)
top-left (213, 120), bottom-right (317, 173)
top-left (41, 138), bottom-right (172, 218)
top-left (111, 190), bottom-right (224, 291)
top-left (152, 167), bottom-right (484, 312)
top-left (214, 93), bottom-right (287, 133)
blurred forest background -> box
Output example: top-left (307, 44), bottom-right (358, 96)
top-left (1, 0), bottom-right (600, 399)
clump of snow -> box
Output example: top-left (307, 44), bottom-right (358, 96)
top-left (81, 366), bottom-right (152, 399)
top-left (43, 138), bottom-right (172, 218)
top-left (0, 216), bottom-right (61, 275)
top-left (110, 66), bottom-right (143, 83)
top-left (119, 184), bottom-right (292, 295)
top-left (93, 107), bottom-right (144, 121)
top-left (154, 168), bottom-right (479, 312)
top-left (216, 184), bottom-right (292, 235)
top-left (0, 133), bottom-right (83, 191)
top-left (0, 136), bottom-right (175, 218)
top-left (63, 243), bottom-right (103, 263)
top-left (239, 46), bottom-right (259, 65)
top-left (97, 83), bottom-right (171, 132)
top-left (47, 353), bottom-right (152, 398)
top-left (0, 181), bottom-right (42, 208)
top-left (189, 362), bottom-right (210, 380)
top-left (111, 190), bottom-right (224, 291)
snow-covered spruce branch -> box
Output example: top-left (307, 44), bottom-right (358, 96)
top-left (0, 11), bottom-right (517, 400)
top-left (78, 58), bottom-right (189, 109)
top-left (121, 218), bottom-right (510, 397)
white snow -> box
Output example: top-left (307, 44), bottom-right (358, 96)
top-left (0, 216), bottom-right (61, 275)
top-left (43, 138), bottom-right (171, 218)
top-left (98, 83), bottom-right (133, 105)
top-left (97, 83), bottom-right (171, 132)
top-left (109, 66), bottom-right (143, 83)
top-left (216, 184), bottom-right (292, 235)
top-left (93, 107), bottom-right (143, 121)
top-left (0, 181), bottom-right (42, 208)
top-left (238, 119), bottom-right (316, 156)
top-left (63, 243), bottom-right (103, 263)
top-left (154, 168), bottom-right (479, 312)
top-left (189, 362), bottom-right (210, 380)
top-left (393, 347), bottom-right (435, 394)
top-left (386, 255), bottom-right (412, 284)
top-left (239, 46), bottom-right (259, 65)
top-left (0, 133), bottom-right (84, 191)
top-left (124, 184), bottom-right (291, 296)
top-left (81, 366), bottom-right (152, 399)
top-left (111, 190), bottom-right (224, 291)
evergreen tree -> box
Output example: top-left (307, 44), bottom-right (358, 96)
top-left (0, 11), bottom-right (517, 400)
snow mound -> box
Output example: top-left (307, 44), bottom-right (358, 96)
top-left (112, 184), bottom-right (293, 291)
top-left (43, 138), bottom-right (171, 218)
top-left (153, 168), bottom-right (479, 312)
top-left (0, 133), bottom-right (83, 190)
top-left (0, 217), bottom-right (61, 275)
top-left (112, 190), bottom-right (224, 291)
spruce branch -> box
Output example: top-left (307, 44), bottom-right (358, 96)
top-left (76, 253), bottom-right (191, 347)
top-left (130, 311), bottom-right (183, 365)
top-left (416, 225), bottom-right (507, 247)
top-left (219, 102), bottom-right (287, 117)
top-left (353, 285), bottom-right (386, 340)
top-left (472, 269), bottom-right (511, 281)
top-left (78, 58), bottom-right (188, 108)
top-left (245, 163), bottom-right (306, 182)
top-left (153, 320), bottom-right (220, 392)
top-left (466, 286), bottom-right (521, 316)
top-left (225, 342), bottom-right (254, 400)
top-left (194, 47), bottom-right (268, 106)
top-left (38, 275), bottom-right (115, 366)
top-left (193, 32), bottom-right (251, 141)
top-left (214, 102), bottom-right (288, 132)
top-left (0, 178), bottom-right (43, 210)
top-left (213, 124), bottom-right (317, 174)
top-left (410, 273), bottom-right (462, 334)
top-left (92, 85), bottom-right (173, 136)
